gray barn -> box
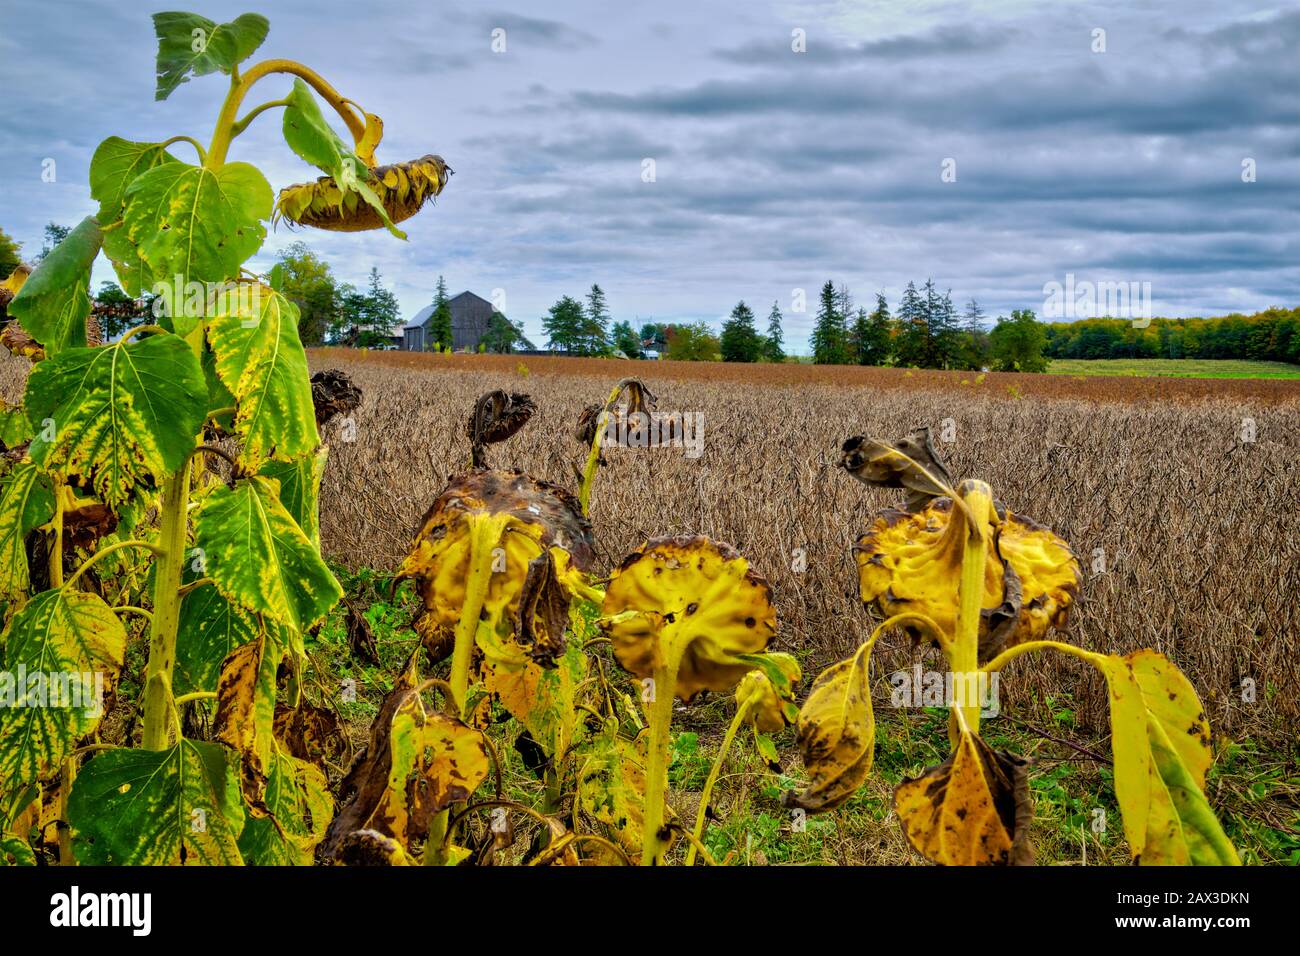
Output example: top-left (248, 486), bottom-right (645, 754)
top-left (402, 291), bottom-right (495, 351)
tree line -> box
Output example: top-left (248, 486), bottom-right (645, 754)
top-left (1044, 311), bottom-right (1300, 365)
top-left (4, 222), bottom-right (1297, 366)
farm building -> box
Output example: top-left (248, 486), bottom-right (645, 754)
top-left (401, 291), bottom-right (495, 351)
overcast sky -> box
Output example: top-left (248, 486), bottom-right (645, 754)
top-left (2, 0), bottom-right (1297, 349)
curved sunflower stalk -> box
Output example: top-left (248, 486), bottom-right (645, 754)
top-left (392, 468), bottom-right (597, 863)
top-left (685, 652), bottom-right (801, 865)
top-left (785, 432), bottom-right (1239, 865)
top-left (575, 378), bottom-right (656, 515)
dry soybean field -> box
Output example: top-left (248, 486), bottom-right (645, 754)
top-left (300, 349), bottom-right (1300, 864)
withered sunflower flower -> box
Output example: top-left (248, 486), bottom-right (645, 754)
top-left (274, 154), bottom-right (451, 233)
top-left (854, 483), bottom-right (1080, 663)
top-left (466, 390), bottom-right (535, 468)
top-left (601, 535), bottom-right (776, 703)
top-left (841, 428), bottom-right (953, 512)
top-left (395, 469), bottom-right (595, 648)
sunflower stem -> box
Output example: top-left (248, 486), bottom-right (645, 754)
top-left (422, 513), bottom-right (505, 867)
top-left (641, 648), bottom-right (682, 866)
top-left (685, 697), bottom-right (751, 866)
top-left (206, 58), bottom-right (366, 167)
top-left (578, 383), bottom-right (624, 515)
top-left (141, 462), bottom-right (192, 751)
top-left (951, 480), bottom-right (993, 743)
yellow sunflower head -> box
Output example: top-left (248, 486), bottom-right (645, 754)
top-left (274, 154), bottom-right (451, 233)
top-left (395, 469), bottom-right (594, 649)
top-left (600, 535), bottom-right (777, 701)
top-left (854, 481), bottom-right (1080, 662)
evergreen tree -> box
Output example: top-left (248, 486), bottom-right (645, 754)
top-left (930, 285), bottom-right (961, 369)
top-left (611, 319), bottom-right (643, 358)
top-left (543, 295), bottom-right (586, 353)
top-left (581, 283), bottom-right (611, 355)
top-left (895, 281), bottom-right (927, 367)
top-left (850, 306), bottom-right (870, 364)
top-left (356, 267), bottom-right (401, 347)
top-left (720, 300), bottom-right (762, 362)
top-left (764, 300), bottom-right (785, 363)
top-left (860, 292), bottom-right (894, 366)
top-left (428, 275), bottom-right (453, 351)
top-left (962, 298), bottom-right (988, 369)
top-left (811, 280), bottom-right (849, 364)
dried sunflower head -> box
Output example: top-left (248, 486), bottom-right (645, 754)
top-left (275, 154), bottom-right (451, 233)
top-left (395, 469), bottom-right (595, 648)
top-left (311, 369), bottom-right (363, 427)
top-left (841, 428), bottom-right (953, 512)
top-left (600, 535), bottom-right (777, 702)
top-left (467, 390), bottom-right (535, 467)
top-left (854, 481), bottom-right (1080, 663)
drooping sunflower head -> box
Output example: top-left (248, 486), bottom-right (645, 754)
top-left (274, 154), bottom-right (451, 233)
top-left (600, 535), bottom-right (777, 701)
top-left (467, 390), bottom-right (535, 467)
top-left (854, 480), bottom-right (1080, 662)
top-left (395, 469), bottom-right (594, 650)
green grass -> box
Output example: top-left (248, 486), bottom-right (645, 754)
top-left (1047, 358), bottom-right (1300, 379)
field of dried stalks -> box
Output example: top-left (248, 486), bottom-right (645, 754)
top-left (306, 349), bottom-right (1300, 747)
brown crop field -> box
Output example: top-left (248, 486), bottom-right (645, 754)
top-left (306, 348), bottom-right (1300, 746)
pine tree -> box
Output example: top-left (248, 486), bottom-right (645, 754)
top-left (356, 267), bottom-right (400, 347)
top-left (920, 279), bottom-right (943, 367)
top-left (428, 275), bottom-right (453, 351)
top-left (862, 292), bottom-right (894, 366)
top-left (582, 284), bottom-right (611, 355)
top-left (895, 281), bottom-right (927, 367)
top-left (720, 300), bottom-right (762, 362)
top-left (543, 295), bottom-right (586, 353)
top-left (811, 280), bottom-right (849, 364)
top-left (930, 286), bottom-right (961, 369)
top-left (764, 300), bottom-right (785, 363)
top-left (850, 306), bottom-right (871, 364)
top-left (962, 298), bottom-right (988, 369)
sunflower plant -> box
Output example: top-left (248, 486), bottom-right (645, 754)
top-left (784, 431), bottom-right (1240, 866)
top-left (0, 10), bottom-right (447, 865)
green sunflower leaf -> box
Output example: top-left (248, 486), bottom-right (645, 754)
top-left (152, 12), bottom-right (269, 101)
top-left (259, 448), bottom-right (327, 550)
top-left (89, 137), bottom-right (181, 224)
top-left (0, 589), bottom-right (127, 787)
top-left (7, 217), bottom-right (101, 356)
top-left (25, 333), bottom-right (206, 509)
top-left (194, 476), bottom-right (342, 632)
top-left (0, 462), bottom-right (55, 599)
top-left (117, 160), bottom-right (271, 299)
top-left (237, 747), bottom-right (333, 866)
top-left (207, 285), bottom-right (319, 469)
top-left (67, 739), bottom-right (245, 865)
